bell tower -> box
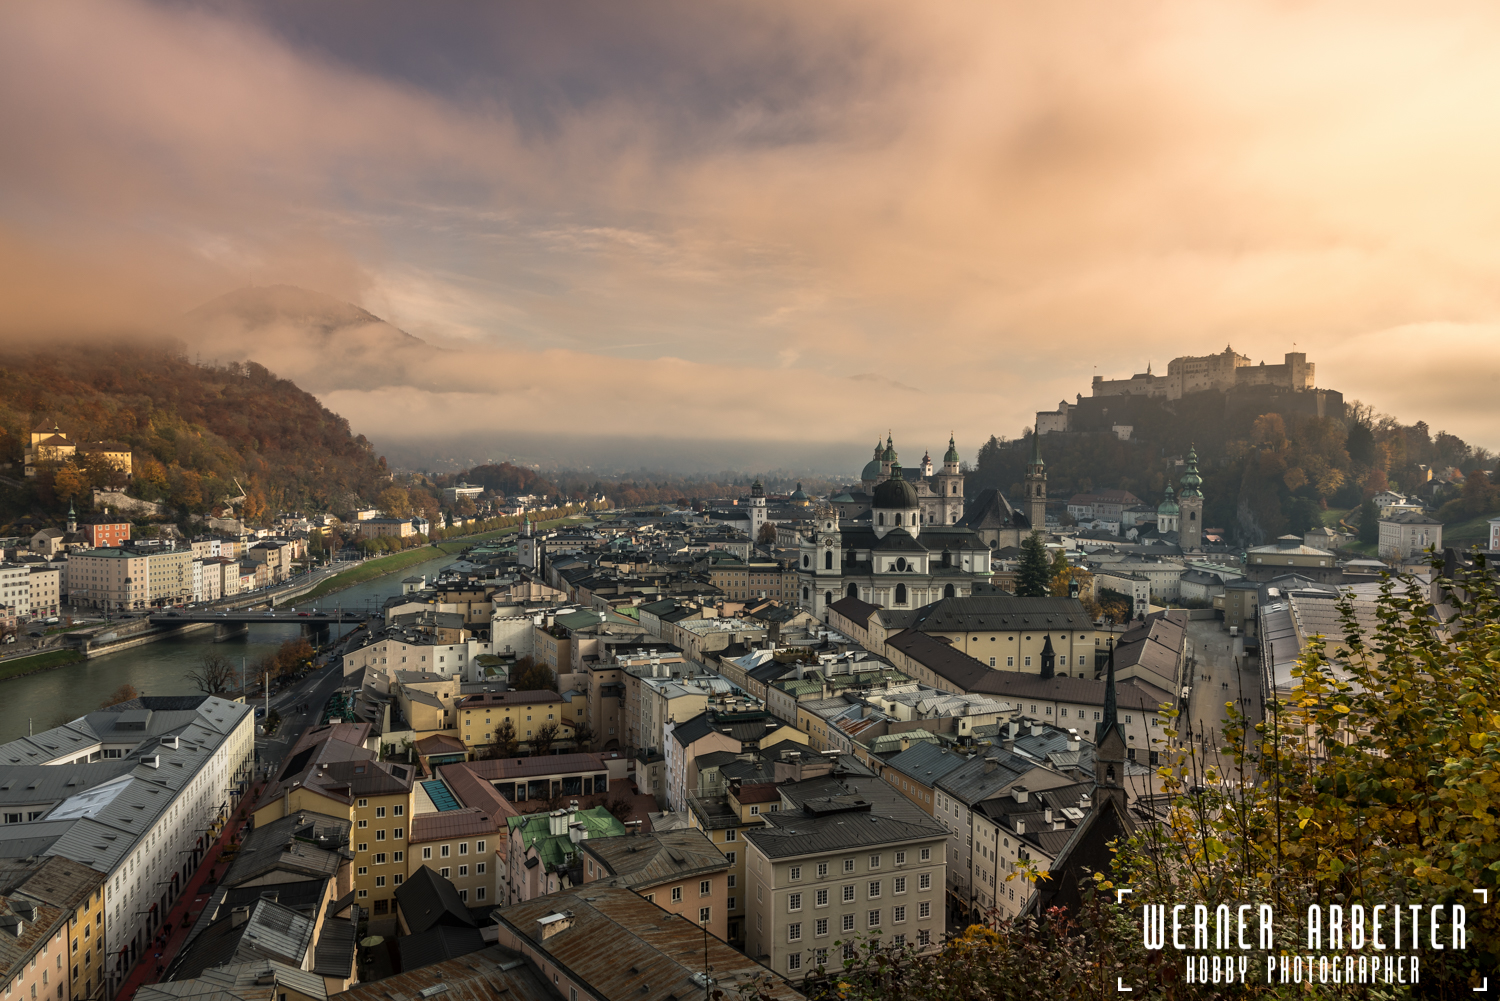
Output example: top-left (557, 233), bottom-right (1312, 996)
top-left (1179, 445), bottom-right (1204, 552)
top-left (1024, 431), bottom-right (1047, 531)
top-left (749, 480), bottom-right (767, 541)
top-left (936, 435), bottom-right (964, 525)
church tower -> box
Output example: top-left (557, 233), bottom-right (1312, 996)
top-left (1156, 484), bottom-right (1179, 535)
top-left (1094, 640), bottom-right (1128, 812)
top-left (749, 480), bottom-right (767, 541)
top-left (935, 435), bottom-right (964, 525)
top-left (66, 501), bottom-right (77, 535)
top-left (1178, 445), bottom-right (1204, 552)
top-left (517, 513), bottom-right (539, 571)
top-left (1024, 431), bottom-right (1047, 531)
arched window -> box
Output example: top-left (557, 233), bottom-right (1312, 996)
top-left (847, 583), bottom-right (859, 598)
top-left (944, 583), bottom-right (955, 598)
top-left (895, 583), bottom-right (907, 605)
top-left (1189, 511), bottom-right (1197, 521)
top-left (895, 512), bottom-right (902, 525)
top-left (802, 555), bottom-right (809, 568)
top-left (878, 513), bottom-right (885, 526)
top-left (824, 550), bottom-right (833, 570)
top-left (802, 586), bottom-right (809, 600)
top-left (824, 591), bottom-right (833, 606)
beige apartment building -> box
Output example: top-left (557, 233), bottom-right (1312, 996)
top-left (64, 549), bottom-right (151, 611)
top-left (580, 829), bottom-right (733, 941)
top-left (742, 779), bottom-right (948, 982)
top-left (408, 811), bottom-right (498, 908)
top-left (27, 564), bottom-right (60, 618)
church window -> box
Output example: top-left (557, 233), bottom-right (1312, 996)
top-left (802, 587), bottom-right (809, 600)
top-left (1189, 511), bottom-right (1196, 520)
top-left (847, 583), bottom-right (858, 599)
top-left (878, 514), bottom-right (885, 526)
top-left (825, 551), bottom-right (833, 570)
top-left (802, 555), bottom-right (809, 568)
top-left (825, 591), bottom-right (833, 606)
top-left (895, 583), bottom-right (907, 605)
top-left (895, 557), bottom-right (906, 572)
top-left (895, 512), bottom-right (902, 525)
top-left (943, 584), bottom-right (954, 598)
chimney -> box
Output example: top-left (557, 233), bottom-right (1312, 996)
top-left (537, 911), bottom-right (574, 941)
top-left (549, 810), bottom-right (567, 837)
top-left (1080, 794), bottom-right (1092, 810)
top-left (1015, 818), bottom-right (1026, 836)
top-left (1043, 807), bottom-right (1053, 824)
top-left (1011, 786), bottom-right (1028, 804)
top-left (230, 906), bottom-right (251, 928)
top-left (1028, 722), bottom-right (1042, 737)
top-left (1066, 728), bottom-right (1080, 752)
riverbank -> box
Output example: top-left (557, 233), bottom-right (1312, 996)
top-left (294, 513), bottom-right (586, 605)
top-left (0, 648), bottom-right (86, 682)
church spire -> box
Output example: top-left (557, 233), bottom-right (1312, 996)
top-left (1039, 634), bottom-right (1055, 680)
top-left (1101, 638), bottom-right (1118, 739)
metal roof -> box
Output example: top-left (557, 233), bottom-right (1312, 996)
top-left (495, 886), bottom-right (801, 1001)
top-left (581, 829), bottom-right (729, 890)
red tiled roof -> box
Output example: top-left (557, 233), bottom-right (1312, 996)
top-left (734, 783), bottom-right (780, 804)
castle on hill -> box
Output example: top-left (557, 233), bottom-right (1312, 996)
top-left (1037, 346), bottom-right (1341, 435)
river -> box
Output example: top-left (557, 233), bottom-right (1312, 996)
top-left (0, 549), bottom-right (461, 741)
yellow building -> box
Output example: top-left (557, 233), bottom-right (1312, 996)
top-left (455, 690), bottom-right (568, 753)
top-left (252, 724), bottom-right (416, 929)
top-left (686, 781), bottom-right (774, 946)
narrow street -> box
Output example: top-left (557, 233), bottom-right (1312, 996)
top-left (1180, 618), bottom-right (1262, 771)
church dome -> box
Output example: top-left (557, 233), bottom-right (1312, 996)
top-left (861, 458), bottom-right (883, 483)
top-left (1157, 484), bottom-right (1179, 516)
top-left (790, 483), bottom-right (810, 504)
top-left (943, 435), bottom-right (960, 465)
top-left (872, 463), bottom-right (919, 509)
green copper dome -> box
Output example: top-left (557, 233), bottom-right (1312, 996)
top-left (943, 435), bottom-right (960, 465)
top-left (861, 458), bottom-right (883, 482)
top-left (1157, 484), bottom-right (1179, 515)
top-left (1179, 446), bottom-right (1203, 498)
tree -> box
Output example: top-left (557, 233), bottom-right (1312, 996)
top-left (1357, 498), bottom-right (1379, 544)
top-left (531, 722), bottom-right (559, 756)
top-left (756, 522), bottom-right (778, 544)
top-left (509, 655), bottom-right (557, 692)
top-left (1013, 531), bottom-right (1052, 597)
top-left (100, 683), bottom-right (138, 708)
top-left (185, 652), bottom-right (235, 694)
top-left (571, 722), bottom-right (595, 751)
top-left (378, 486), bottom-right (413, 518)
top-left (489, 718), bottom-right (520, 759)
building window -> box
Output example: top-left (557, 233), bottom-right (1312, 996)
top-left (477, 840), bottom-right (485, 852)
top-left (868, 854), bottom-right (880, 869)
top-left (357, 820), bottom-right (367, 829)
top-left (394, 828), bottom-right (404, 840)
top-left (815, 917), bottom-right (829, 937)
top-left (842, 885), bottom-right (855, 903)
top-left (459, 865), bottom-right (468, 876)
top-left (725, 829), bottom-right (737, 841)
top-left (919, 902), bottom-right (931, 918)
top-left (788, 923), bottom-right (801, 942)
top-left (357, 866), bottom-right (367, 876)
top-left (476, 862), bottom-right (486, 874)
top-left (843, 858), bottom-right (855, 873)
top-left (422, 847), bottom-right (432, 859)
top-left (841, 914), bottom-right (855, 932)
top-left (868, 910), bottom-right (880, 928)
top-left (375, 807), bottom-right (386, 818)
top-left (700, 880), bottom-right (712, 896)
top-left (918, 929), bottom-right (931, 946)
top-left (789, 866), bottom-right (801, 881)
top-left (459, 843), bottom-right (469, 855)
top-left (441, 845), bottom-right (450, 857)
top-left (671, 887), bottom-right (683, 903)
top-left (815, 888), bottom-right (828, 906)
top-left (440, 867), bottom-right (450, 877)
top-left (920, 848), bottom-right (931, 862)
top-left (894, 905), bottom-right (906, 923)
top-left (725, 852), bottom-right (736, 865)
top-left (374, 853), bottom-right (386, 865)
top-left (788, 893), bottom-right (802, 911)
top-left (787, 953), bottom-right (801, 972)
top-left (919, 874), bottom-right (931, 890)
top-left (894, 876), bottom-right (906, 894)
top-left (375, 876), bottom-right (385, 887)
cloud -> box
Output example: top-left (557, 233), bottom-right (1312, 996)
top-left (3, 0), bottom-right (1500, 459)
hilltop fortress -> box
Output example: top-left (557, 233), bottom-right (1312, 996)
top-left (1037, 347), bottom-right (1340, 436)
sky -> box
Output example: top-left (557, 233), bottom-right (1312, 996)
top-left (4, 0), bottom-right (1500, 472)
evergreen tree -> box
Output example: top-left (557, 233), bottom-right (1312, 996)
top-left (1357, 498), bottom-right (1379, 544)
top-left (1014, 531), bottom-right (1052, 597)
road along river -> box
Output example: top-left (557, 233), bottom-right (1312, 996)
top-left (0, 549), bottom-right (458, 741)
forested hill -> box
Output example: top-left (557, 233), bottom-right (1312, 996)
top-left (0, 343), bottom-right (389, 524)
top-left (968, 390), bottom-right (1495, 546)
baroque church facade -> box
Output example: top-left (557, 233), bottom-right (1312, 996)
top-left (797, 436), bottom-right (998, 618)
